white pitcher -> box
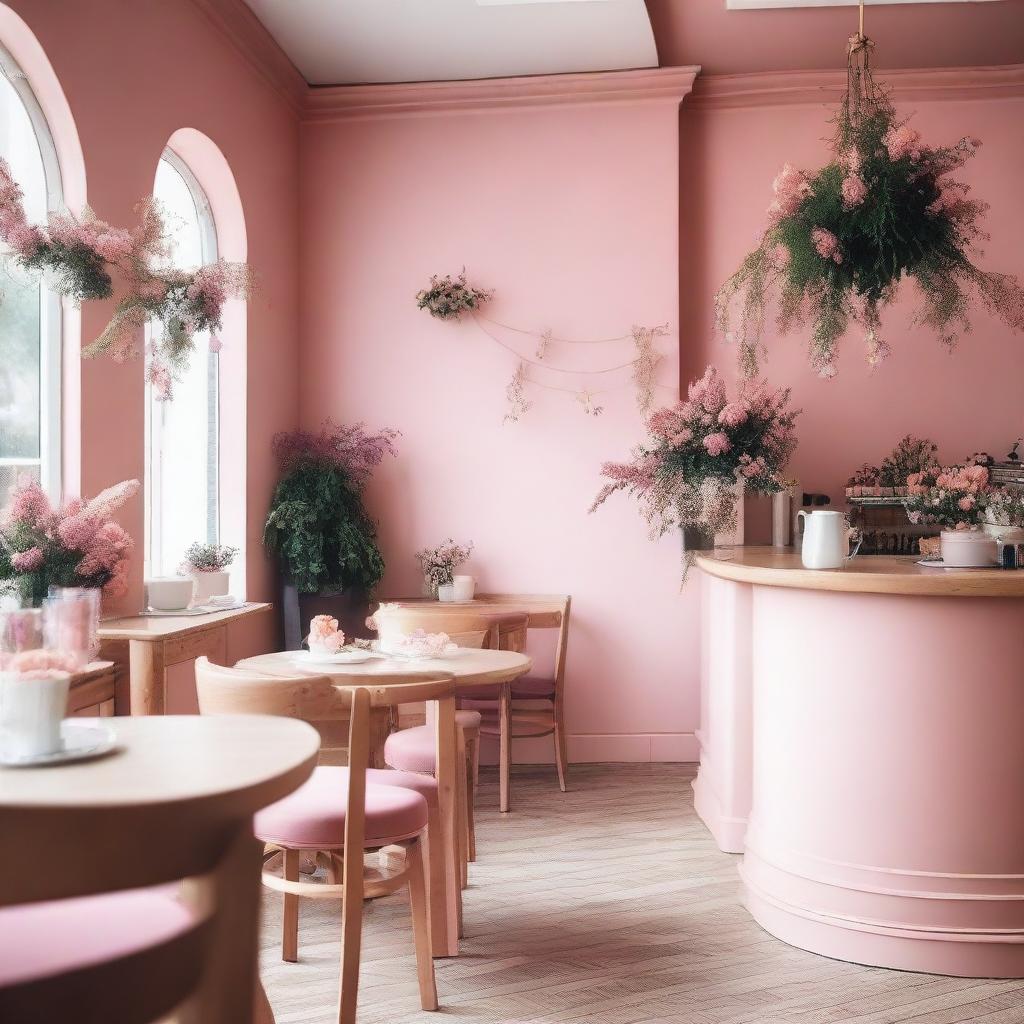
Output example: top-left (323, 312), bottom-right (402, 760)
top-left (798, 509), bottom-right (861, 569)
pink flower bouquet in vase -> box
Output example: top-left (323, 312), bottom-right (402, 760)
top-left (904, 464), bottom-right (996, 566)
top-left (590, 365), bottom-right (800, 579)
top-left (0, 476), bottom-right (139, 608)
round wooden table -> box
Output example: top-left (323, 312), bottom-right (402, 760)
top-left (236, 649), bottom-right (532, 956)
top-left (0, 715), bottom-right (320, 1023)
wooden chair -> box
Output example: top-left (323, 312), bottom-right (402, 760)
top-left (372, 608), bottom-right (510, 879)
top-left (463, 595), bottom-right (572, 808)
top-left (195, 657), bottom-right (455, 1024)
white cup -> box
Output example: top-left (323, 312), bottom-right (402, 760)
top-left (0, 670), bottom-right (71, 758)
top-left (452, 575), bottom-right (475, 602)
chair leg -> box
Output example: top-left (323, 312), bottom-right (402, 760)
top-left (498, 683), bottom-right (512, 813)
top-left (465, 733), bottom-right (478, 862)
top-left (472, 730), bottom-right (481, 789)
top-left (282, 849), bottom-right (300, 963)
top-left (424, 802), bottom-right (452, 956)
top-left (456, 728), bottom-right (469, 890)
top-left (554, 713), bottom-right (569, 794)
top-left (406, 837), bottom-right (439, 1011)
top-left (337, 851), bottom-right (365, 1024)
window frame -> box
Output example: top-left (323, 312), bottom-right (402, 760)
top-left (144, 147), bottom-right (221, 578)
top-left (0, 43), bottom-right (62, 498)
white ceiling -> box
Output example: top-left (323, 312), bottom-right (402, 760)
top-left (242, 0), bottom-right (658, 86)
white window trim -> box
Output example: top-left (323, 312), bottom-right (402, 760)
top-left (144, 148), bottom-right (220, 578)
top-left (0, 43), bottom-right (62, 498)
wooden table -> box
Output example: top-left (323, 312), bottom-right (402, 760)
top-left (387, 595), bottom-right (561, 628)
top-left (236, 648), bottom-right (532, 957)
top-left (67, 660), bottom-right (118, 717)
top-left (0, 714), bottom-right (319, 1022)
top-left (98, 603), bottom-right (271, 714)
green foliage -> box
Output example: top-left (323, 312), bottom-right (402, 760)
top-left (263, 458), bottom-right (385, 595)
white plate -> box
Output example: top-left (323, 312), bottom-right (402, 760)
top-left (292, 649), bottom-right (376, 666)
top-left (0, 722), bottom-right (118, 768)
top-left (378, 645), bottom-right (464, 662)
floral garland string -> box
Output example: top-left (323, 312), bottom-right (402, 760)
top-left (416, 271), bottom-right (674, 421)
top-left (0, 159), bottom-right (251, 400)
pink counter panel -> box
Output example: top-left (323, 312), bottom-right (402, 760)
top-left (695, 548), bottom-right (1024, 978)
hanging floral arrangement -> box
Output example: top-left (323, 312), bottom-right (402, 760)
top-left (0, 159), bottom-right (251, 401)
top-left (714, 29), bottom-right (1024, 378)
top-left (590, 365), bottom-right (800, 578)
top-left (416, 270), bottom-right (492, 321)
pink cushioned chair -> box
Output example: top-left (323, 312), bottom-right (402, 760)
top-left (195, 657), bottom-right (456, 1024)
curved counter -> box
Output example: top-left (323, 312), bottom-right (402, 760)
top-left (694, 547), bottom-right (1024, 978)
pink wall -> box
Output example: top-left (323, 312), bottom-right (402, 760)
top-left (5, 0), bottom-right (302, 647)
top-left (299, 75), bottom-right (702, 763)
top-left (681, 83), bottom-right (1024, 508)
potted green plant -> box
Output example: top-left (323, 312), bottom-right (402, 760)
top-left (263, 420), bottom-right (399, 648)
top-left (179, 542), bottom-right (238, 602)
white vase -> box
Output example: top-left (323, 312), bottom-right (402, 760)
top-left (190, 570), bottom-right (230, 602)
top-left (0, 670), bottom-right (71, 758)
top-left (437, 584), bottom-right (456, 602)
top-left (940, 529), bottom-right (997, 568)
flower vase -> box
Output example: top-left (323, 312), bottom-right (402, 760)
top-left (940, 529), bottom-right (997, 568)
top-left (437, 584), bottom-right (456, 603)
top-left (190, 570), bottom-right (230, 603)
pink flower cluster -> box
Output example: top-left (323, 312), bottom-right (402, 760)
top-left (882, 124), bottom-right (923, 162)
top-left (272, 419), bottom-right (400, 486)
top-left (767, 163), bottom-right (812, 224)
top-left (0, 475), bottom-right (139, 596)
top-left (841, 173), bottom-right (868, 210)
top-left (308, 614), bottom-right (346, 653)
top-left (811, 227), bottom-right (843, 264)
top-left (904, 464), bottom-right (992, 530)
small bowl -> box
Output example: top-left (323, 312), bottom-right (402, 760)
top-left (145, 577), bottom-right (194, 611)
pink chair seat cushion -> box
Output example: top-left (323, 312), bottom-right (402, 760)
top-left (367, 767), bottom-right (437, 804)
top-left (383, 713), bottom-right (482, 775)
top-left (0, 887), bottom-right (194, 990)
top-left (254, 766), bottom-right (428, 849)
top-left (383, 726), bottom-right (436, 774)
top-left (459, 675), bottom-right (556, 701)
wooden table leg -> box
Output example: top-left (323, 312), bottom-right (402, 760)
top-left (432, 698), bottom-right (461, 955)
top-left (128, 639), bottom-right (164, 715)
top-left (198, 823), bottom-right (264, 1024)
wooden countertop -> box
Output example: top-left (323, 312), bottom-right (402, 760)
top-left (696, 547), bottom-right (1024, 597)
top-left (97, 602), bottom-right (271, 640)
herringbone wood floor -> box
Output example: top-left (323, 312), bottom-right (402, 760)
top-left (260, 764), bottom-right (1024, 1024)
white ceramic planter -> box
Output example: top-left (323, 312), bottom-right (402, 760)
top-left (145, 576), bottom-right (194, 611)
top-left (190, 570), bottom-right (230, 602)
top-left (0, 670), bottom-right (71, 758)
top-left (940, 530), bottom-right (997, 568)
top-left (437, 584), bottom-right (456, 603)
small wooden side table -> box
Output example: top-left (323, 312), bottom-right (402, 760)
top-left (99, 604), bottom-right (271, 715)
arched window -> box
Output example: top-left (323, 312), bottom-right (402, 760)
top-left (0, 44), bottom-right (61, 498)
top-left (144, 149), bottom-right (221, 577)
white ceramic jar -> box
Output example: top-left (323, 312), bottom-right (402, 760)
top-left (940, 529), bottom-right (997, 568)
top-left (452, 575), bottom-right (475, 602)
top-left (145, 577), bottom-right (195, 611)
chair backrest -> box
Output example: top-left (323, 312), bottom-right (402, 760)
top-left (371, 607), bottom-right (504, 650)
top-left (474, 594), bottom-right (571, 701)
top-left (195, 658), bottom-right (456, 863)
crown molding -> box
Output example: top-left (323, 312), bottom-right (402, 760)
top-left (686, 63), bottom-right (1024, 111)
top-left (302, 66), bottom-right (701, 123)
top-left (189, 0), bottom-right (307, 113)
